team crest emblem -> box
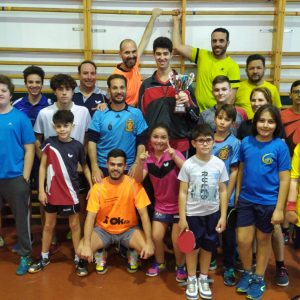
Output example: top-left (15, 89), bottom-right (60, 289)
top-left (125, 119), bottom-right (134, 132)
top-left (262, 153), bottom-right (273, 165)
top-left (218, 146), bottom-right (230, 160)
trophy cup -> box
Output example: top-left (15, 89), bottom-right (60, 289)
top-left (169, 71), bottom-right (194, 114)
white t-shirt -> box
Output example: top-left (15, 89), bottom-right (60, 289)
top-left (34, 102), bottom-right (91, 144)
top-left (178, 155), bottom-right (228, 216)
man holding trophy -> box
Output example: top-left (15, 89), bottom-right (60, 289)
top-left (138, 37), bottom-right (201, 156)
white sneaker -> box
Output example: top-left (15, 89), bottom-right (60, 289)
top-left (198, 277), bottom-right (213, 299)
top-left (186, 278), bottom-right (199, 300)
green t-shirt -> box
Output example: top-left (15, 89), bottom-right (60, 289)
top-left (191, 48), bottom-right (240, 111)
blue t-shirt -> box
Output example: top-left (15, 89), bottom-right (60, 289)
top-left (13, 94), bottom-right (52, 126)
top-left (89, 105), bottom-right (148, 169)
top-left (0, 108), bottom-right (36, 179)
top-left (239, 135), bottom-right (291, 205)
top-left (213, 133), bottom-right (240, 207)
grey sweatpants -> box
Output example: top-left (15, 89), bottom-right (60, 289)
top-left (0, 176), bottom-right (31, 256)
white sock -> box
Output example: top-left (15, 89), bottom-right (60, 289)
top-left (188, 275), bottom-right (197, 281)
top-left (41, 252), bottom-right (49, 260)
top-left (74, 254), bottom-right (79, 262)
top-left (200, 273), bottom-right (208, 280)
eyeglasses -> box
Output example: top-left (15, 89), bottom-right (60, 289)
top-left (194, 137), bottom-right (214, 145)
top-left (292, 90), bottom-right (300, 95)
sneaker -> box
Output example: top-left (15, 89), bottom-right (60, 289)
top-left (208, 259), bottom-right (217, 271)
top-left (127, 249), bottom-right (140, 273)
top-left (236, 270), bottom-right (252, 293)
top-left (185, 278), bottom-right (199, 300)
top-left (275, 266), bottom-right (289, 286)
top-left (0, 235), bottom-right (4, 247)
top-left (246, 274), bottom-right (266, 300)
top-left (95, 249), bottom-right (108, 274)
top-left (28, 257), bottom-right (50, 273)
top-left (16, 256), bottom-right (31, 275)
top-left (66, 231), bottom-right (72, 240)
top-left (175, 265), bottom-right (188, 282)
top-left (223, 267), bottom-right (237, 286)
top-left (146, 262), bottom-right (166, 277)
top-left (198, 277), bottom-right (213, 299)
top-left (76, 259), bottom-right (88, 277)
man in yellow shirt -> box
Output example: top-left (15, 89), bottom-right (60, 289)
top-left (235, 54), bottom-right (282, 119)
top-left (172, 10), bottom-right (240, 111)
top-left (76, 149), bottom-right (154, 276)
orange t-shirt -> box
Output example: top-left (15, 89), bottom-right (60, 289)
top-left (112, 58), bottom-right (142, 107)
top-left (87, 175), bottom-right (150, 234)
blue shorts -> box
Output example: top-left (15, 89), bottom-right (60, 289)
top-left (236, 198), bottom-right (275, 233)
top-left (186, 211), bottom-right (220, 252)
top-left (152, 210), bottom-right (179, 223)
top-left (44, 203), bottom-right (80, 216)
top-left (93, 226), bottom-right (137, 249)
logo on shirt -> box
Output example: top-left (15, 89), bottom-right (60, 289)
top-left (103, 216), bottom-right (130, 225)
top-left (262, 153), bottom-right (273, 165)
top-left (125, 119), bottom-right (134, 132)
top-left (218, 145), bottom-right (231, 161)
top-left (163, 162), bottom-right (169, 167)
top-left (68, 153), bottom-right (74, 158)
top-left (95, 100), bottom-right (102, 104)
top-left (8, 122), bottom-right (13, 126)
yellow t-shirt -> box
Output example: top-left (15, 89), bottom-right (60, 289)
top-left (87, 175), bottom-right (150, 234)
top-left (112, 58), bottom-right (142, 107)
top-left (235, 80), bottom-right (282, 119)
top-left (191, 48), bottom-right (240, 111)
top-left (290, 143), bottom-right (300, 227)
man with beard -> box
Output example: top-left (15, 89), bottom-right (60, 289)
top-left (76, 149), bottom-right (154, 276)
top-left (235, 54), bottom-right (282, 119)
top-left (113, 8), bottom-right (163, 107)
top-left (172, 10), bottom-right (240, 111)
top-left (87, 74), bottom-right (147, 182)
top-left (73, 60), bottom-right (107, 117)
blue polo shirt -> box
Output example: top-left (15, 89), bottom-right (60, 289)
top-left (88, 105), bottom-right (147, 169)
top-left (13, 94), bottom-right (52, 126)
top-left (0, 108), bottom-right (36, 178)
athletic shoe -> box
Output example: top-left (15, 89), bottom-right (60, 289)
top-left (28, 257), bottom-right (50, 273)
top-left (208, 259), bottom-right (217, 271)
top-left (223, 267), bottom-right (237, 286)
top-left (185, 278), bottom-right (199, 300)
top-left (175, 265), bottom-right (188, 282)
top-left (76, 259), bottom-right (88, 277)
top-left (146, 262), bottom-right (166, 277)
top-left (16, 256), bottom-right (31, 275)
top-left (198, 277), bottom-right (213, 299)
top-left (246, 274), bottom-right (266, 300)
top-left (0, 235), bottom-right (4, 247)
top-left (236, 270), bottom-right (252, 293)
top-left (66, 231), bottom-right (72, 240)
top-left (127, 249), bottom-right (140, 273)
top-left (95, 249), bottom-right (108, 274)
top-left (275, 266), bottom-right (289, 286)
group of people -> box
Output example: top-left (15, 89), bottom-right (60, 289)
top-left (0, 8), bottom-right (300, 300)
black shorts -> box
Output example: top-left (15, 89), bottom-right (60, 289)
top-left (44, 203), bottom-right (80, 216)
top-left (186, 211), bottom-right (220, 252)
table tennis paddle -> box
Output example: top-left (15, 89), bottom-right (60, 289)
top-left (178, 230), bottom-right (195, 254)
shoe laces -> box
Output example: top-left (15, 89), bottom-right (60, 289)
top-left (224, 268), bottom-right (235, 278)
top-left (250, 274), bottom-right (264, 291)
top-left (95, 251), bottom-right (106, 266)
top-left (176, 265), bottom-right (186, 275)
top-left (186, 279), bottom-right (197, 293)
top-left (20, 256), bottom-right (30, 267)
top-left (199, 278), bottom-right (214, 291)
top-left (278, 266), bottom-right (288, 277)
top-left (128, 250), bottom-right (139, 265)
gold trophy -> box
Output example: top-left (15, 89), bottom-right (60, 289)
top-left (169, 71), bottom-right (194, 114)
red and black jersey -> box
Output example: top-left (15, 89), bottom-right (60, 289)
top-left (41, 136), bottom-right (86, 205)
